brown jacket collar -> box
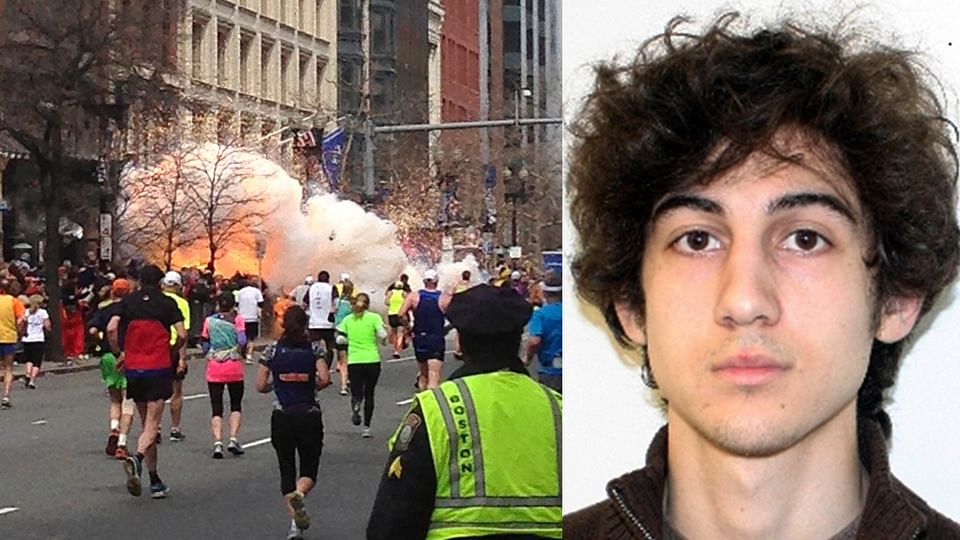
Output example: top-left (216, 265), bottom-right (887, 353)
top-left (574, 420), bottom-right (960, 539)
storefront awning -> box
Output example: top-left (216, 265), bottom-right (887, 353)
top-left (0, 132), bottom-right (30, 160)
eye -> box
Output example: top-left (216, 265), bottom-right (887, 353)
top-left (782, 229), bottom-right (830, 253)
top-left (673, 230), bottom-right (721, 254)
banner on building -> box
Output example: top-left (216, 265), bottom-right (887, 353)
top-left (321, 126), bottom-right (345, 192)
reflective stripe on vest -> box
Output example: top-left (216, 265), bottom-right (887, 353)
top-left (412, 371), bottom-right (562, 540)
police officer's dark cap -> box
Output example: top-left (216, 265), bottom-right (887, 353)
top-left (446, 284), bottom-right (532, 335)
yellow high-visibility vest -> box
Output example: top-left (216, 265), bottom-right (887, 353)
top-left (392, 371), bottom-right (562, 539)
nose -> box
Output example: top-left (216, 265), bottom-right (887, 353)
top-left (714, 239), bottom-right (781, 328)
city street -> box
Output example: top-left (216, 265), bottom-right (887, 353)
top-left (0, 340), bottom-right (464, 539)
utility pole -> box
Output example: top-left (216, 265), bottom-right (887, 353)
top-left (361, 0), bottom-right (374, 196)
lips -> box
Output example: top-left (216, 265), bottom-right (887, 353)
top-left (712, 354), bottom-right (789, 386)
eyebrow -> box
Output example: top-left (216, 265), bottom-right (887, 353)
top-left (651, 191), bottom-right (858, 225)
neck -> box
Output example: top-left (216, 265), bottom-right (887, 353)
top-left (666, 401), bottom-right (866, 540)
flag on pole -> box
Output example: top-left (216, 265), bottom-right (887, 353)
top-left (322, 126), bottom-right (345, 191)
top-left (293, 128), bottom-right (321, 148)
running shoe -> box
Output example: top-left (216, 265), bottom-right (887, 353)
top-left (123, 455), bottom-right (142, 497)
top-left (286, 520), bottom-right (304, 540)
top-left (23, 378), bottom-right (30, 389)
top-left (150, 481), bottom-right (170, 499)
top-left (340, 387), bottom-right (348, 396)
top-left (26, 380), bottom-right (37, 389)
top-left (169, 429), bottom-right (186, 443)
top-left (1, 397), bottom-right (11, 409)
top-left (289, 491), bottom-right (310, 530)
top-left (155, 430), bottom-right (162, 445)
top-left (106, 429), bottom-right (120, 456)
top-left (227, 439), bottom-right (245, 456)
top-left (392, 352), bottom-right (400, 359)
top-left (350, 401), bottom-right (361, 426)
top-left (114, 445), bottom-right (129, 460)
top-left (212, 441), bottom-right (224, 459)
top-left (362, 427), bottom-right (372, 438)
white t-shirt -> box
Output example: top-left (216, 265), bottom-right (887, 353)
top-left (291, 284), bottom-right (310, 305)
top-left (236, 286), bottom-right (264, 323)
top-left (307, 282), bottom-right (334, 329)
top-left (23, 308), bottom-right (49, 343)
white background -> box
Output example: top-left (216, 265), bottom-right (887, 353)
top-left (561, 0), bottom-right (960, 519)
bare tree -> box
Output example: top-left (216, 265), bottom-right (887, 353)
top-left (119, 135), bottom-right (202, 269)
top-left (0, 0), bottom-right (179, 359)
top-left (178, 136), bottom-right (272, 273)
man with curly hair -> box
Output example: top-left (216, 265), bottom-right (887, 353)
top-left (564, 13), bottom-right (960, 539)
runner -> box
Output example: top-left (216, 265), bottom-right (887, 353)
top-left (201, 292), bottom-right (248, 458)
top-left (336, 292), bottom-right (387, 438)
top-left (89, 278), bottom-right (135, 458)
top-left (291, 275), bottom-right (313, 308)
top-left (332, 281), bottom-right (355, 396)
top-left (161, 271), bottom-right (190, 442)
top-left (107, 265), bottom-right (186, 498)
top-left (236, 277), bottom-right (264, 359)
top-left (0, 279), bottom-right (25, 409)
top-left (21, 294), bottom-right (49, 389)
top-left (256, 305), bottom-right (331, 540)
top-left (398, 269), bottom-right (446, 390)
top-left (306, 271), bottom-right (336, 368)
top-left (335, 273), bottom-right (352, 299)
top-left (383, 280), bottom-right (406, 358)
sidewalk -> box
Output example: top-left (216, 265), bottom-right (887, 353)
top-left (7, 340), bottom-right (272, 382)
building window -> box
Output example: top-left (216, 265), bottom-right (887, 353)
top-left (192, 16), bottom-right (207, 80)
top-left (339, 0), bottom-right (355, 29)
top-left (217, 22), bottom-right (231, 88)
top-left (261, 38), bottom-right (275, 98)
top-left (217, 110), bottom-right (234, 144)
top-left (371, 10), bottom-right (394, 55)
top-left (240, 31), bottom-right (255, 94)
top-left (281, 45), bottom-right (293, 105)
top-left (299, 52), bottom-right (310, 106)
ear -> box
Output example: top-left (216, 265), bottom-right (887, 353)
top-left (614, 301), bottom-right (647, 346)
top-left (874, 295), bottom-right (923, 343)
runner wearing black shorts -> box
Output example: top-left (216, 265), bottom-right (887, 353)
top-left (108, 265), bottom-right (186, 500)
top-left (399, 270), bottom-right (447, 390)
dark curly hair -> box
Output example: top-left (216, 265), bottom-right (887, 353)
top-left (568, 14), bottom-right (959, 439)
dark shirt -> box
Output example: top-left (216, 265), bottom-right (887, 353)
top-left (412, 289), bottom-right (444, 337)
top-left (116, 286), bottom-right (183, 376)
top-left (88, 301), bottom-right (124, 353)
top-left (260, 340), bottom-right (325, 412)
top-left (563, 420), bottom-right (960, 539)
top-left (366, 354), bottom-right (541, 540)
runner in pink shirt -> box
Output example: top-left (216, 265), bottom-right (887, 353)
top-left (201, 292), bottom-right (248, 459)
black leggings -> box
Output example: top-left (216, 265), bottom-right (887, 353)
top-left (271, 410), bottom-right (324, 495)
top-left (208, 381), bottom-right (244, 417)
top-left (347, 363), bottom-right (381, 427)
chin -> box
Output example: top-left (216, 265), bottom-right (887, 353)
top-left (698, 417), bottom-right (808, 458)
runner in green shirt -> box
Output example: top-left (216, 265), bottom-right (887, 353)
top-left (336, 293), bottom-right (387, 438)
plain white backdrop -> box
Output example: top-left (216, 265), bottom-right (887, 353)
top-left (561, 0), bottom-right (960, 519)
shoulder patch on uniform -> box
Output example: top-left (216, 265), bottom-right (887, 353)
top-left (394, 412), bottom-right (422, 452)
top-left (388, 456), bottom-right (403, 480)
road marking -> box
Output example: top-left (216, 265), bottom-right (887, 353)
top-left (165, 393), bottom-right (208, 404)
top-left (31, 420), bottom-right (47, 425)
top-left (0, 507), bottom-right (19, 516)
top-left (245, 437), bottom-right (271, 449)
top-left (386, 350), bottom-right (456, 364)
top-left (396, 398), bottom-right (414, 406)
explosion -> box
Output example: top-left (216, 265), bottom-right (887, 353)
top-left (119, 142), bottom-right (419, 297)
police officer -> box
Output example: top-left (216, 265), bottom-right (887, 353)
top-left (367, 285), bottom-right (562, 540)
